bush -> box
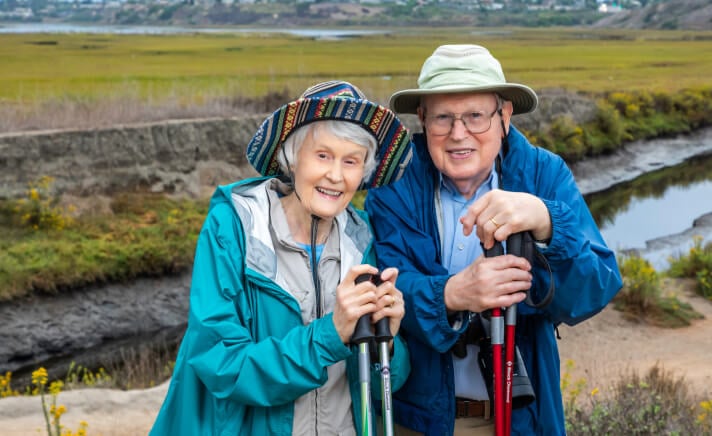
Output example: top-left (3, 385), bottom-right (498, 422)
top-left (617, 254), bottom-right (661, 312)
top-left (668, 236), bottom-right (712, 300)
top-left (565, 363), bottom-right (712, 435)
top-left (615, 254), bottom-right (703, 327)
top-left (8, 176), bottom-right (73, 231)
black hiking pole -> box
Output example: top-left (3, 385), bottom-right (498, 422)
top-left (373, 279), bottom-right (394, 436)
top-left (352, 274), bottom-right (376, 436)
top-left (353, 272), bottom-right (395, 436)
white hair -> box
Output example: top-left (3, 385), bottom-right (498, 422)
top-left (278, 120), bottom-right (378, 183)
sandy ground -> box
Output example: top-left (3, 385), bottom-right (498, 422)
top-left (0, 382), bottom-right (168, 436)
top-left (1, 280), bottom-right (710, 436)
top-left (557, 278), bottom-right (712, 400)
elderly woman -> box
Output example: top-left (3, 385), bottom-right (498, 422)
top-left (150, 81), bottom-right (413, 436)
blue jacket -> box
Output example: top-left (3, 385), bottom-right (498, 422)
top-left (151, 178), bottom-right (410, 436)
top-left (365, 127), bottom-right (622, 435)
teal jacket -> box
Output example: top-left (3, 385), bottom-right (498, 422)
top-left (151, 177), bottom-right (410, 436)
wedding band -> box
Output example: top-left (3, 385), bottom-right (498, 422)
top-left (490, 217), bottom-right (501, 228)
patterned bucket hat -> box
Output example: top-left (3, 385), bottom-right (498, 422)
top-left (246, 80), bottom-right (413, 190)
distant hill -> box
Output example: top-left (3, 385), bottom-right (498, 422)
top-left (2, 0), bottom-right (710, 31)
top-left (592, 0), bottom-right (712, 30)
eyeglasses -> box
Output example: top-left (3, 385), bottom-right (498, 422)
top-left (424, 107), bottom-right (500, 136)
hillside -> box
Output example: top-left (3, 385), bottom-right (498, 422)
top-left (592, 0), bottom-right (712, 30)
top-left (6, 0), bottom-right (710, 31)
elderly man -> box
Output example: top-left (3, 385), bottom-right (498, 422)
top-left (365, 44), bottom-right (622, 435)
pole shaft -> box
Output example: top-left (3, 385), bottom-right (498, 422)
top-left (358, 342), bottom-right (373, 436)
top-left (378, 341), bottom-right (394, 436)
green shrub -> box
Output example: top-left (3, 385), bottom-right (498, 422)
top-left (615, 254), bottom-right (703, 327)
top-left (548, 115), bottom-right (586, 161)
top-left (668, 236), bottom-right (712, 300)
top-left (564, 363), bottom-right (712, 435)
top-left (9, 176), bottom-right (73, 231)
top-left (617, 254), bottom-right (660, 312)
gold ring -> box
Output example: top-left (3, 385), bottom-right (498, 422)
top-left (490, 218), bottom-right (501, 228)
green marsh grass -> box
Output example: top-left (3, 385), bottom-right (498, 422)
top-left (2, 27), bottom-right (712, 107)
top-left (0, 191), bottom-right (208, 302)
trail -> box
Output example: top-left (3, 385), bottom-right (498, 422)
top-left (0, 280), bottom-right (709, 436)
top-left (557, 278), bottom-right (712, 400)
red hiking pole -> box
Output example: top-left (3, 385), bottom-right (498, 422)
top-left (491, 306), bottom-right (505, 435)
top-left (484, 231), bottom-right (553, 435)
top-left (484, 241), bottom-right (506, 435)
top-left (504, 304), bottom-right (517, 436)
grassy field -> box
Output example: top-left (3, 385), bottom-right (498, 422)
top-left (2, 25), bottom-right (712, 302)
top-left (2, 26), bottom-right (712, 107)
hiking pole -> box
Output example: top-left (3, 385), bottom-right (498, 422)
top-left (503, 231), bottom-right (530, 436)
top-left (483, 241), bottom-right (506, 436)
top-left (503, 303), bottom-right (516, 436)
top-left (352, 274), bottom-right (376, 436)
top-left (375, 304), bottom-right (394, 436)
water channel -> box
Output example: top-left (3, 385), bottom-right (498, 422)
top-left (0, 23), bottom-right (390, 39)
top-left (585, 151), bottom-right (712, 271)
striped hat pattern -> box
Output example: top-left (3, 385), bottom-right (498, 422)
top-left (246, 80), bottom-right (413, 190)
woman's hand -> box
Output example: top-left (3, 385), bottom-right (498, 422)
top-left (369, 267), bottom-right (405, 339)
top-left (332, 266), bottom-right (404, 344)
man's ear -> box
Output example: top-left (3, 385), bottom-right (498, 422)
top-left (416, 107), bottom-right (425, 123)
top-left (500, 100), bottom-right (514, 136)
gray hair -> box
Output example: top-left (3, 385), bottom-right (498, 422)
top-left (278, 120), bottom-right (378, 182)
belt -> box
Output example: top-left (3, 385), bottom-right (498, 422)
top-left (455, 398), bottom-right (491, 419)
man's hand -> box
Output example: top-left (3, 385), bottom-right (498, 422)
top-left (443, 254), bottom-right (531, 313)
top-left (460, 189), bottom-right (552, 250)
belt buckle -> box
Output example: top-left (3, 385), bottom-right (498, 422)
top-left (456, 399), bottom-right (467, 418)
top-left (456, 399), bottom-right (491, 420)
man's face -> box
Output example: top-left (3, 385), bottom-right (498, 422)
top-left (418, 92), bottom-right (512, 199)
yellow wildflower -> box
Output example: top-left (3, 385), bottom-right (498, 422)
top-left (32, 367), bottom-right (48, 387)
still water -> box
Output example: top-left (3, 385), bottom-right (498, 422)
top-left (585, 152), bottom-right (712, 269)
top-left (0, 23), bottom-right (388, 39)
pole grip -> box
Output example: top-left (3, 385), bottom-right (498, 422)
top-left (351, 273), bottom-right (378, 345)
top-left (484, 241), bottom-right (504, 257)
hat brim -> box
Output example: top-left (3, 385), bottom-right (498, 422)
top-left (389, 84), bottom-right (538, 116)
top-left (246, 96), bottom-right (413, 190)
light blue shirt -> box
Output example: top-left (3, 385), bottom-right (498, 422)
top-left (440, 167), bottom-right (499, 273)
top-left (296, 242), bottom-right (324, 264)
top-left (440, 163), bottom-right (499, 401)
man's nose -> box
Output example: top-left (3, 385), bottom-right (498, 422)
top-left (449, 116), bottom-right (470, 139)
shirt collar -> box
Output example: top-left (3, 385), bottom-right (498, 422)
top-left (438, 160), bottom-right (499, 200)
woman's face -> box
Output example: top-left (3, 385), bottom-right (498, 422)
top-left (292, 124), bottom-right (368, 219)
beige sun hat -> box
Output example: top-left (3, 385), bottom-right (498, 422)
top-left (389, 44), bottom-right (538, 115)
